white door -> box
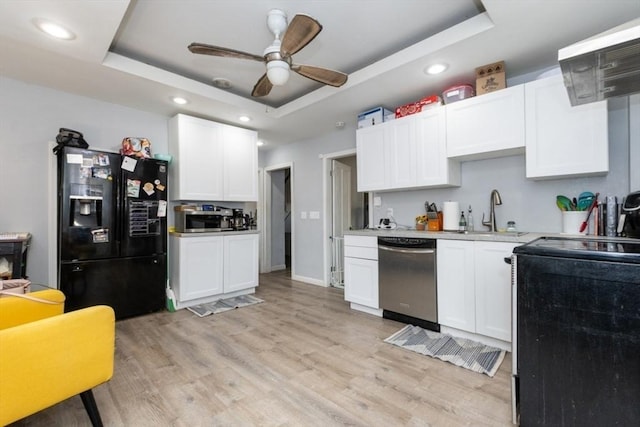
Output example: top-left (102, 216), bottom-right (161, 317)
top-left (331, 159), bottom-right (352, 287)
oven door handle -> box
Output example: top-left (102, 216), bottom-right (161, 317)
top-left (378, 245), bottom-right (435, 254)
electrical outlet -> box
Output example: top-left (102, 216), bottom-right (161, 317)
top-left (387, 208), bottom-right (394, 217)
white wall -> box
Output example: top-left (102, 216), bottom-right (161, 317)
top-left (0, 77), bottom-right (169, 285)
top-left (261, 127), bottom-right (355, 283)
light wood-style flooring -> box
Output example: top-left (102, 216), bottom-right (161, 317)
top-left (12, 271), bottom-right (512, 426)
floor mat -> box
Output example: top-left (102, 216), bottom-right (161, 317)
top-left (187, 294), bottom-right (263, 317)
top-left (384, 324), bottom-right (506, 377)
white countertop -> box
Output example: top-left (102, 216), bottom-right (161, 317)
top-left (343, 228), bottom-right (595, 244)
top-left (170, 229), bottom-right (259, 238)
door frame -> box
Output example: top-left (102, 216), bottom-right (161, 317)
top-left (321, 148), bottom-right (356, 286)
top-left (261, 162), bottom-right (294, 276)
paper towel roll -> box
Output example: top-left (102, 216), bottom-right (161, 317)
top-left (443, 201), bottom-right (460, 231)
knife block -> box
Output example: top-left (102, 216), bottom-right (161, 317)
top-left (428, 212), bottom-right (443, 231)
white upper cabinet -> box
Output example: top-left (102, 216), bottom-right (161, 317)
top-left (525, 75), bottom-right (608, 179)
top-left (356, 109), bottom-right (460, 192)
top-left (169, 114), bottom-right (258, 201)
top-left (169, 114), bottom-right (224, 201)
top-left (415, 108), bottom-right (460, 187)
top-left (356, 124), bottom-right (388, 192)
top-left (221, 125), bottom-right (258, 201)
top-left (446, 85), bottom-right (526, 160)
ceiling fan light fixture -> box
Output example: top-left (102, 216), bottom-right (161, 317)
top-left (425, 63), bottom-right (448, 75)
top-left (266, 60), bottom-right (290, 86)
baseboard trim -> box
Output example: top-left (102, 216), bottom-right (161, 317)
top-left (271, 264), bottom-right (287, 271)
top-left (291, 274), bottom-right (327, 287)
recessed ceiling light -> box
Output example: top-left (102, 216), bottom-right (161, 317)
top-left (239, 116), bottom-right (251, 122)
top-left (172, 96), bottom-right (188, 105)
top-left (256, 140), bottom-right (265, 147)
top-left (33, 18), bottom-right (76, 40)
top-left (425, 63), bottom-right (448, 75)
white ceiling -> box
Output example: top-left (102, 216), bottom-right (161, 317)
top-left (1, 0), bottom-right (639, 149)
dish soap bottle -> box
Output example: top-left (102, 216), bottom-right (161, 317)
top-left (459, 211), bottom-right (467, 232)
top-left (467, 205), bottom-right (474, 232)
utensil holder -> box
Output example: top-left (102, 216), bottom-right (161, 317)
top-left (562, 211), bottom-right (588, 235)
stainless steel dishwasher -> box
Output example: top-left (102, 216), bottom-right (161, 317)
top-left (378, 236), bottom-right (439, 331)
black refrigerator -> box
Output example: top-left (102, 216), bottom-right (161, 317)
top-left (57, 146), bottom-right (168, 319)
top-left (512, 237), bottom-right (640, 426)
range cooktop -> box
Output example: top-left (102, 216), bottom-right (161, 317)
top-left (514, 236), bottom-right (640, 263)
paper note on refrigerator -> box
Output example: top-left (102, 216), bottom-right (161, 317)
top-left (158, 200), bottom-right (167, 217)
top-left (121, 156), bottom-right (137, 172)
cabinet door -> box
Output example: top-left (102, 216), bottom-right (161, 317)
top-left (176, 236), bottom-right (223, 301)
top-left (224, 234), bottom-right (259, 293)
top-left (446, 85), bottom-right (525, 160)
top-left (356, 125), bottom-right (387, 191)
top-left (415, 108), bottom-right (460, 187)
top-left (169, 114), bottom-right (224, 201)
top-left (385, 117), bottom-right (416, 189)
top-left (436, 239), bottom-right (475, 332)
top-left (474, 242), bottom-right (517, 341)
top-left (525, 75), bottom-right (608, 179)
top-left (222, 125), bottom-right (258, 201)
top-left (344, 257), bottom-right (379, 308)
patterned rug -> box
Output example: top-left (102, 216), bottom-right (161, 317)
top-left (187, 294), bottom-right (263, 318)
top-left (384, 325), bottom-right (506, 377)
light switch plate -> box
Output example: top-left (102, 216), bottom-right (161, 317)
top-left (310, 211), bottom-right (320, 219)
top-left (374, 196), bottom-right (382, 207)
top-left (301, 211), bottom-right (307, 219)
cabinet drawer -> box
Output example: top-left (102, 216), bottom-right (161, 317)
top-left (344, 235), bottom-right (377, 248)
top-left (344, 245), bottom-right (378, 260)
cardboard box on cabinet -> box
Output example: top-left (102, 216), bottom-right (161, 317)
top-left (475, 61), bottom-right (506, 95)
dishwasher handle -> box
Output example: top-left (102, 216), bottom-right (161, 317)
top-left (378, 244), bottom-right (435, 255)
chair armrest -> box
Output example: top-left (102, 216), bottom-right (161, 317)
top-left (0, 290), bottom-right (65, 330)
top-left (0, 305), bottom-right (115, 426)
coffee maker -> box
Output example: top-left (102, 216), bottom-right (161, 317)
top-left (622, 191), bottom-right (640, 238)
top-left (231, 208), bottom-right (249, 230)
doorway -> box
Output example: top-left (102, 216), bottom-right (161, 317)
top-left (264, 163), bottom-right (294, 276)
top-left (322, 150), bottom-right (367, 287)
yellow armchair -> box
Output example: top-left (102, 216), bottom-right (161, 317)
top-left (0, 290), bottom-right (115, 426)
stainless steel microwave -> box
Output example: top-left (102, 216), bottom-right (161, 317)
top-left (174, 209), bottom-right (233, 233)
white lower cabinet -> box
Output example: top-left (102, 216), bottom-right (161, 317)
top-left (437, 239), bottom-right (516, 344)
top-left (224, 233), bottom-right (259, 293)
top-left (343, 235), bottom-right (381, 315)
top-left (170, 233), bottom-right (259, 308)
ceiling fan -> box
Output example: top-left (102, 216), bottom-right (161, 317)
top-left (188, 9), bottom-right (348, 97)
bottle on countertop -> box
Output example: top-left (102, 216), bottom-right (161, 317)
top-left (467, 205), bottom-right (474, 232)
top-left (459, 211), bottom-right (467, 232)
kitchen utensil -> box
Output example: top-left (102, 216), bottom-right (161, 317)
top-left (577, 192), bottom-right (595, 210)
top-left (579, 192), bottom-right (599, 232)
top-left (556, 195), bottom-right (573, 211)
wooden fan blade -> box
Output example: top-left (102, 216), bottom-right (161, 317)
top-left (252, 73), bottom-right (273, 97)
top-left (281, 14), bottom-right (322, 56)
top-left (188, 42), bottom-right (264, 62)
top-left (292, 64), bottom-right (348, 87)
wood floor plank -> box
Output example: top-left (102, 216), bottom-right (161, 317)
top-left (9, 270), bottom-right (512, 426)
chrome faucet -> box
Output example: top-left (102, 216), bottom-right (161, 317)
top-left (482, 189), bottom-right (503, 232)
